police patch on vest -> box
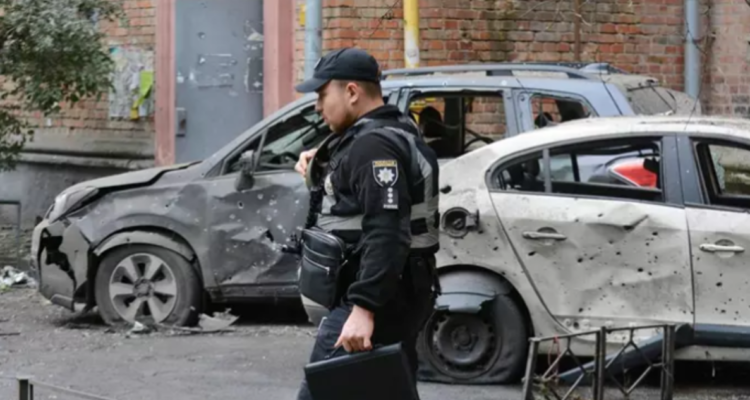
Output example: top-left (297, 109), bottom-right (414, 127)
top-left (372, 159), bottom-right (398, 187)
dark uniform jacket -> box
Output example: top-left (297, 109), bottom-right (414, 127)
top-left (308, 104), bottom-right (440, 312)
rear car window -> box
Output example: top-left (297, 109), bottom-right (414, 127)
top-left (623, 85), bottom-right (701, 116)
top-left (627, 86), bottom-right (675, 115)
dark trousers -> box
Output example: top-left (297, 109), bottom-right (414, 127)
top-left (296, 255), bottom-right (437, 400)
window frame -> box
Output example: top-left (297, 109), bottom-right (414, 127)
top-left (213, 92), bottom-right (399, 177)
top-left (404, 88), bottom-right (512, 157)
top-left (684, 135), bottom-right (750, 213)
top-left (213, 99), bottom-right (317, 177)
top-left (516, 89), bottom-right (598, 134)
top-left (528, 92), bottom-right (595, 125)
top-left (486, 134), bottom-right (683, 207)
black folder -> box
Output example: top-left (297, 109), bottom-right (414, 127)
top-left (303, 342), bottom-right (420, 400)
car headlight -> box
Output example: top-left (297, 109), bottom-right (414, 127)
top-left (48, 187), bottom-right (98, 223)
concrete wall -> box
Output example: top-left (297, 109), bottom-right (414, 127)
top-left (0, 162), bottom-right (128, 268)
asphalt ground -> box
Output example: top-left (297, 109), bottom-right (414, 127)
top-left (1, 288), bottom-right (750, 400)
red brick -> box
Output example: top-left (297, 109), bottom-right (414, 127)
top-left (292, 0), bottom-right (747, 118)
top-left (19, 0), bottom-right (158, 136)
top-left (601, 23), bottom-right (617, 33)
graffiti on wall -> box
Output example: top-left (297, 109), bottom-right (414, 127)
top-left (108, 46), bottom-right (155, 120)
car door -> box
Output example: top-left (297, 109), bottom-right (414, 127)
top-left (678, 135), bottom-right (750, 327)
top-left (199, 91), bottom-right (398, 299)
top-left (196, 101), bottom-right (326, 299)
top-left (487, 134), bottom-right (695, 329)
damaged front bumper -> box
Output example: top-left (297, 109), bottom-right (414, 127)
top-left (31, 218), bottom-right (91, 311)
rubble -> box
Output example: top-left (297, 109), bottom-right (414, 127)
top-left (0, 266), bottom-right (36, 290)
top-left (125, 311), bottom-right (240, 338)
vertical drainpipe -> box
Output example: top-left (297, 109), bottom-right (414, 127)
top-left (304, 0), bottom-right (322, 79)
top-left (404, 0), bottom-right (420, 68)
top-left (684, 0), bottom-right (700, 98)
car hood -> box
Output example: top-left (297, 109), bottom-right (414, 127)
top-left (60, 161), bottom-right (199, 195)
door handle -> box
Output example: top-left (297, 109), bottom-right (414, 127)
top-left (700, 243), bottom-right (745, 253)
top-left (523, 231), bottom-right (567, 241)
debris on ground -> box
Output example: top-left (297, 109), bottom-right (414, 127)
top-left (155, 312), bottom-right (240, 335)
top-left (0, 266), bottom-right (36, 290)
top-left (197, 311), bottom-right (240, 332)
top-left (125, 311), bottom-right (240, 338)
top-left (125, 321), bottom-right (153, 337)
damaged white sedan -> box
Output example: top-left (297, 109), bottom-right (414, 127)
top-left (405, 116), bottom-right (750, 384)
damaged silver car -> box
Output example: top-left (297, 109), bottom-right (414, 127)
top-left (412, 116), bottom-right (750, 386)
top-left (29, 62), bottom-right (696, 330)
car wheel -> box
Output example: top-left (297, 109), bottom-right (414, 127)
top-left (416, 293), bottom-right (528, 384)
top-left (94, 244), bottom-right (202, 327)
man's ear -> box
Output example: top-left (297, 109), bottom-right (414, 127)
top-left (345, 82), bottom-right (360, 104)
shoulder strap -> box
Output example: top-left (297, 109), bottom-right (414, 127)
top-left (355, 117), bottom-right (422, 188)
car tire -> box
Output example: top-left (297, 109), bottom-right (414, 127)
top-left (416, 293), bottom-right (529, 384)
top-left (94, 244), bottom-right (202, 327)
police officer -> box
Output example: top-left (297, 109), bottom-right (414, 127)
top-left (293, 48), bottom-right (440, 400)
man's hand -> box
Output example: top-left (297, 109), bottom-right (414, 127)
top-left (334, 305), bottom-right (375, 353)
top-left (295, 148), bottom-right (318, 177)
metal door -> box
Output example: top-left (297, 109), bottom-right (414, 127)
top-left (175, 0), bottom-right (264, 164)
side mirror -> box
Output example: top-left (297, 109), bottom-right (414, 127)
top-left (234, 150), bottom-right (257, 192)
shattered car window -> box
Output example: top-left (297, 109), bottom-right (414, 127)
top-left (621, 82), bottom-right (700, 116)
top-left (531, 95), bottom-right (593, 129)
top-left (600, 74), bottom-right (701, 116)
top-left (627, 86), bottom-right (676, 115)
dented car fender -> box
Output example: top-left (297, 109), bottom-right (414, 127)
top-left (93, 230), bottom-right (196, 263)
top-left (435, 268), bottom-right (513, 313)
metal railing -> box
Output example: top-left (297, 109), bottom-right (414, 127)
top-left (16, 377), bottom-right (116, 400)
top-left (522, 324), bottom-right (676, 400)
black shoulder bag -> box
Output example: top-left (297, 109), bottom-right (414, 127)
top-left (297, 133), bottom-right (354, 310)
top-left (297, 119), bottom-right (415, 311)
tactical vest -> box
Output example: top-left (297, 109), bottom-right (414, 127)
top-left (306, 116), bottom-right (440, 253)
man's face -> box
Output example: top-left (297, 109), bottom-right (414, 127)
top-left (315, 80), bottom-right (359, 134)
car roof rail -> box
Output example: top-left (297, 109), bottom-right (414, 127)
top-left (577, 62), bottom-right (629, 74)
top-left (381, 62), bottom-right (599, 80)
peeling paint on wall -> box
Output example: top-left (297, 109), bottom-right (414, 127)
top-left (109, 46), bottom-right (155, 120)
top-left (244, 19), bottom-right (264, 94)
top-left (190, 54), bottom-right (238, 88)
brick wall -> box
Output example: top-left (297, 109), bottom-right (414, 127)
top-left (23, 0), bottom-right (156, 139)
top-left (293, 0), bottom-right (750, 117)
top-left (295, 0), bottom-right (686, 87)
top-left (706, 0), bottom-right (750, 116)
top-left (0, 1), bottom-right (157, 268)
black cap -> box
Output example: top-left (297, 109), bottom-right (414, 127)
top-left (295, 48), bottom-right (381, 93)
